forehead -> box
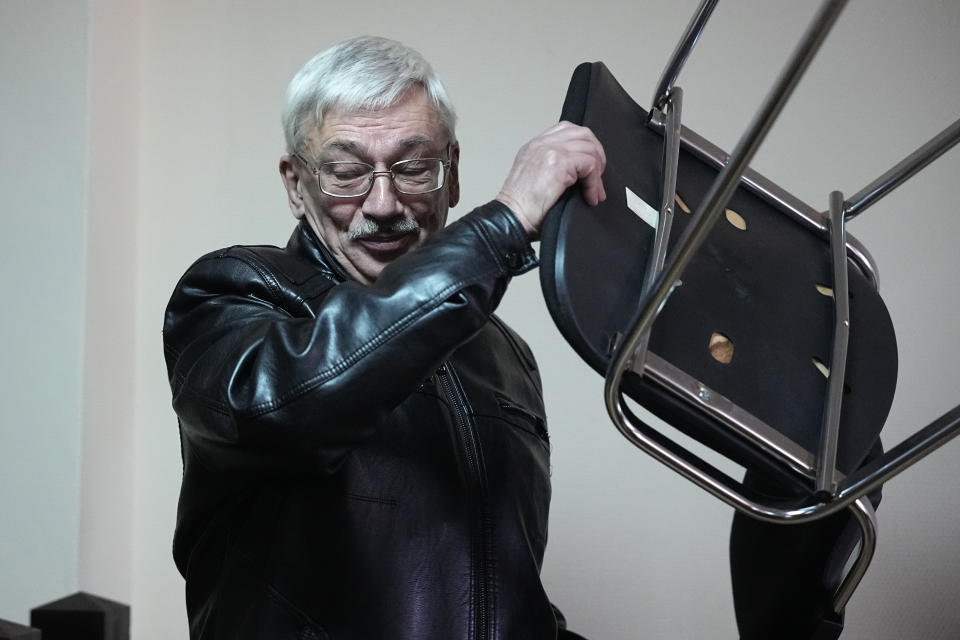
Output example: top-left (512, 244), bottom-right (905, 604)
top-left (306, 89), bottom-right (448, 160)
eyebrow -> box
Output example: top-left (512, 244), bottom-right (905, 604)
top-left (321, 140), bottom-right (363, 157)
top-left (397, 135), bottom-right (432, 150)
top-left (319, 135), bottom-right (437, 161)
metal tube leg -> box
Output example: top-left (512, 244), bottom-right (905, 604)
top-left (844, 117), bottom-right (960, 220)
top-left (816, 190), bottom-right (851, 493)
top-left (832, 496), bottom-right (878, 613)
top-left (633, 87), bottom-right (684, 367)
top-left (650, 0), bottom-right (719, 112)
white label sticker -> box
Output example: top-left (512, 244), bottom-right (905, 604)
top-left (625, 186), bottom-right (659, 229)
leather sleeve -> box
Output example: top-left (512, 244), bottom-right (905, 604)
top-left (163, 201), bottom-right (536, 473)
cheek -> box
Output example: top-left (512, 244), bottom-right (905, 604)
top-left (318, 202), bottom-right (360, 232)
top-left (414, 197), bottom-right (446, 228)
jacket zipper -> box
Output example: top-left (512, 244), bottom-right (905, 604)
top-left (436, 362), bottom-right (493, 640)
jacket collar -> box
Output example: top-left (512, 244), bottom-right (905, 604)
top-left (286, 220), bottom-right (351, 283)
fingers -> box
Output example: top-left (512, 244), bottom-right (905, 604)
top-left (552, 120), bottom-right (607, 169)
top-left (496, 122), bottom-right (607, 239)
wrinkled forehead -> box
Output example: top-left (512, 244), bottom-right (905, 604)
top-left (305, 89), bottom-right (452, 161)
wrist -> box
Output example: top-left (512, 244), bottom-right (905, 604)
top-left (495, 193), bottom-right (537, 239)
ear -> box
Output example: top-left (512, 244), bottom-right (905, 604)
top-left (446, 143), bottom-right (460, 208)
top-left (279, 154), bottom-right (307, 219)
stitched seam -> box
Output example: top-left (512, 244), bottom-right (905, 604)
top-left (489, 316), bottom-right (542, 397)
top-left (167, 254), bottom-right (311, 414)
top-left (474, 412), bottom-right (550, 449)
top-left (504, 204), bottom-right (532, 249)
top-left (166, 252), bottom-right (286, 401)
top-left (240, 266), bottom-right (502, 417)
top-left (176, 386), bottom-right (233, 416)
top-left (170, 246), bottom-right (500, 418)
top-left (486, 200), bottom-right (537, 272)
top-left (344, 492), bottom-right (398, 506)
top-left (229, 252), bottom-right (283, 299)
top-left (464, 215), bottom-right (508, 273)
top-left (264, 583), bottom-right (328, 637)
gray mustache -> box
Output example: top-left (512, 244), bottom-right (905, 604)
top-left (348, 217), bottom-right (421, 240)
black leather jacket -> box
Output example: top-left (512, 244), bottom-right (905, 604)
top-left (164, 202), bottom-right (569, 639)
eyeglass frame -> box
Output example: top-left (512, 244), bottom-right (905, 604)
top-left (293, 148), bottom-right (452, 198)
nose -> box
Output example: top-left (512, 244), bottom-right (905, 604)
top-left (360, 172), bottom-right (404, 218)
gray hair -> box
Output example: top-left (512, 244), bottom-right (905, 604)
top-left (282, 36), bottom-right (457, 154)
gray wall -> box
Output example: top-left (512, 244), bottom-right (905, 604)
top-left (0, 0), bottom-right (87, 620)
top-left (2, 1), bottom-right (959, 638)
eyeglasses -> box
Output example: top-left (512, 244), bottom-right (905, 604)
top-left (294, 153), bottom-right (451, 198)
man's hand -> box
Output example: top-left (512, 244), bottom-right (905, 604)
top-left (495, 121), bottom-right (606, 240)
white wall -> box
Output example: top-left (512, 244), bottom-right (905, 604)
top-left (0, 0), bottom-right (88, 622)
top-left (2, 1), bottom-right (959, 638)
top-left (78, 0), bottom-right (139, 605)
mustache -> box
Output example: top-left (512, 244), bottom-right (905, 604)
top-left (347, 217), bottom-right (421, 240)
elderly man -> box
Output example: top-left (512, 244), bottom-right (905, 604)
top-left (164, 36), bottom-right (604, 639)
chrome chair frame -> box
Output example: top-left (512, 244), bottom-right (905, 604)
top-left (605, 0), bottom-right (960, 613)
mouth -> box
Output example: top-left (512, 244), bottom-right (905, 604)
top-left (355, 231), bottom-right (418, 257)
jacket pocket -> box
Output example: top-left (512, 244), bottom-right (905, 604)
top-left (204, 545), bottom-right (331, 640)
top-left (494, 393), bottom-right (549, 444)
top-left (264, 586), bottom-right (330, 640)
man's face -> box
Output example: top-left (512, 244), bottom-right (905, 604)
top-left (281, 88), bottom-right (459, 283)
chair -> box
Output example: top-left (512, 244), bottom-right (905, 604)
top-left (538, 0), bottom-right (960, 636)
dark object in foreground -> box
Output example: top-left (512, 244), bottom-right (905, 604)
top-left (0, 619), bottom-right (41, 640)
top-left (30, 592), bottom-right (130, 640)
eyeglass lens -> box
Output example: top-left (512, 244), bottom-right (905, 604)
top-left (319, 159), bottom-right (446, 196)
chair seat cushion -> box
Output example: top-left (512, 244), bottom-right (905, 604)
top-left (539, 62), bottom-right (898, 482)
